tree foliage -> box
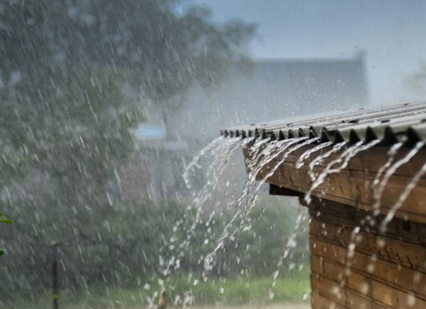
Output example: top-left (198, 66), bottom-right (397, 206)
top-left (0, 0), bottom-right (257, 300)
top-left (0, 213), bottom-right (12, 256)
top-left (0, 0), bottom-right (256, 203)
top-left (0, 199), bottom-right (307, 302)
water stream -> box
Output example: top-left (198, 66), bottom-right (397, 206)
top-left (372, 141), bottom-right (424, 216)
top-left (380, 157), bottom-right (426, 232)
top-left (307, 141), bottom-right (347, 182)
top-left (182, 133), bottom-right (426, 307)
top-left (295, 141), bottom-right (333, 169)
top-left (248, 137), bottom-right (320, 208)
top-left (304, 139), bottom-right (381, 204)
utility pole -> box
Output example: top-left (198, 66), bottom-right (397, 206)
top-left (50, 241), bottom-right (60, 309)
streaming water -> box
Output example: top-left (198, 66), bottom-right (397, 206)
top-left (183, 134), bottom-right (410, 305)
top-left (339, 141), bottom-right (425, 304)
top-left (217, 136), bottom-right (254, 176)
top-left (372, 141), bottom-right (424, 216)
top-left (218, 138), bottom-right (308, 237)
top-left (295, 141), bottom-right (333, 169)
top-left (331, 224), bottom-right (361, 289)
top-left (248, 137), bottom-right (320, 207)
top-left (187, 137), bottom-right (241, 211)
top-left (329, 139), bottom-right (381, 173)
top-left (201, 137), bottom-right (321, 284)
top-left (170, 137), bottom-right (244, 280)
top-left (304, 140), bottom-right (381, 204)
top-left (380, 158), bottom-right (426, 232)
top-left (234, 138), bottom-right (300, 212)
top-left (183, 136), bottom-right (225, 191)
top-left (210, 140), bottom-right (289, 245)
top-left (275, 209), bottom-right (307, 269)
top-left (231, 138), bottom-right (319, 256)
top-left (372, 142), bottom-right (403, 189)
top-left (183, 137), bottom-right (275, 278)
top-left (307, 141), bottom-right (347, 182)
top-left (370, 142), bottom-right (403, 216)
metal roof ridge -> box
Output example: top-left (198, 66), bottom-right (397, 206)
top-left (221, 101), bottom-right (426, 147)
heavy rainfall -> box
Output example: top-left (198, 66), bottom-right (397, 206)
top-left (1, 1), bottom-right (426, 309)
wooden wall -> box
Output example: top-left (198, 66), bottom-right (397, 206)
top-left (309, 197), bottom-right (426, 309)
top-left (242, 142), bottom-right (426, 308)
top-left (246, 144), bottom-right (426, 224)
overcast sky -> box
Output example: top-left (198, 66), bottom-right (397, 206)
top-left (192, 0), bottom-right (426, 106)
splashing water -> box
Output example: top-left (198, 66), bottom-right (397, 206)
top-left (217, 137), bottom-right (254, 176)
top-left (248, 137), bottom-right (320, 207)
top-left (210, 137), bottom-right (320, 285)
top-left (171, 137), bottom-right (244, 280)
top-left (216, 138), bottom-right (309, 244)
top-left (233, 138), bottom-right (296, 212)
top-left (269, 208), bottom-right (309, 294)
top-left (182, 136), bottom-right (278, 279)
top-left (181, 136), bottom-right (314, 300)
top-left (183, 136), bottom-right (224, 190)
top-left (238, 137), bottom-right (319, 238)
top-left (204, 137), bottom-right (319, 280)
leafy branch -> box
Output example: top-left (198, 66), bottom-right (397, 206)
top-left (0, 213), bottom-right (12, 256)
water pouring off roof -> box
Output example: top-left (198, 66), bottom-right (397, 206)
top-left (221, 101), bottom-right (426, 147)
top-left (219, 101), bottom-right (426, 308)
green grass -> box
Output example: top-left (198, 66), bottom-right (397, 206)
top-left (2, 271), bottom-right (310, 309)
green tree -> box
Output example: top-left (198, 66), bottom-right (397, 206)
top-left (0, 0), bottom-right (256, 301)
top-left (0, 213), bottom-right (12, 256)
top-left (0, 0), bottom-right (256, 203)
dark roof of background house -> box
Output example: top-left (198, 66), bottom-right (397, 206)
top-left (221, 101), bottom-right (426, 147)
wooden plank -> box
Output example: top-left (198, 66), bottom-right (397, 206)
top-left (269, 184), bottom-right (301, 196)
top-left (312, 251), bottom-right (426, 309)
top-left (311, 254), bottom-right (324, 276)
top-left (371, 280), bottom-right (396, 308)
top-left (243, 143), bottom-right (426, 223)
top-left (311, 274), bottom-right (347, 307)
top-left (249, 144), bottom-right (426, 178)
top-left (308, 198), bottom-right (426, 245)
top-left (310, 239), bottom-right (426, 299)
top-left (311, 292), bottom-right (346, 309)
top-left (346, 271), bottom-right (371, 297)
top-left (257, 160), bottom-right (426, 224)
top-left (395, 290), bottom-right (426, 308)
top-left (311, 258), bottom-right (391, 309)
top-left (345, 289), bottom-right (374, 309)
top-left (310, 219), bottom-right (426, 273)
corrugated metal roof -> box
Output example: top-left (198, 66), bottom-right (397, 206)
top-left (221, 101), bottom-right (426, 146)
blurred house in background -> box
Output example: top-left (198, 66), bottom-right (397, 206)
top-left (122, 52), bottom-right (369, 203)
top-left (170, 51), bottom-right (368, 142)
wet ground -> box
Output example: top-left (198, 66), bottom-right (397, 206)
top-left (193, 303), bottom-right (310, 309)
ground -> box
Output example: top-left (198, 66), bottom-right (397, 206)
top-left (176, 304), bottom-right (310, 309)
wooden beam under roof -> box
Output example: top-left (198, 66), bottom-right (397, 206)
top-left (243, 143), bottom-right (426, 224)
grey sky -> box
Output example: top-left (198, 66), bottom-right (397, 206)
top-left (193, 0), bottom-right (426, 105)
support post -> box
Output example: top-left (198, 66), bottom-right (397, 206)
top-left (51, 241), bottom-right (60, 309)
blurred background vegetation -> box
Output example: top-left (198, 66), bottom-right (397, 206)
top-left (0, 0), bottom-right (309, 307)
